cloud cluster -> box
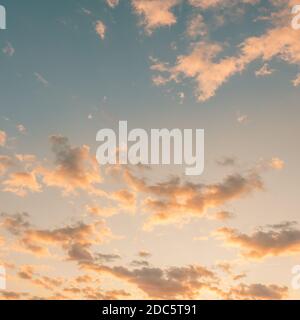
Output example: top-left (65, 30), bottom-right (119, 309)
top-left (0, 212), bottom-right (113, 259)
top-left (215, 221), bottom-right (300, 259)
top-left (151, 1), bottom-right (300, 101)
top-left (227, 283), bottom-right (288, 300)
top-left (124, 168), bottom-right (263, 229)
top-left (81, 261), bottom-right (218, 299)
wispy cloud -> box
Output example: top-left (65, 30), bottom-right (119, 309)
top-left (34, 72), bottom-right (49, 87)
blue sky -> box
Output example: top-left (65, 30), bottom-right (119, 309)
top-left (0, 0), bottom-right (300, 300)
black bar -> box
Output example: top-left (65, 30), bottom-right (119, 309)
top-left (0, 300), bottom-right (299, 319)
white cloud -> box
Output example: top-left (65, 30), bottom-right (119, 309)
top-left (255, 63), bottom-right (275, 77)
top-left (2, 42), bottom-right (15, 57)
top-left (95, 20), bottom-right (106, 40)
top-left (106, 0), bottom-right (120, 8)
top-left (34, 72), bottom-right (49, 87)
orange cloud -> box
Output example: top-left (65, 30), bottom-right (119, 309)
top-left (215, 221), bottom-right (300, 259)
top-left (227, 283), bottom-right (288, 300)
top-left (0, 155), bottom-right (14, 176)
top-left (188, 0), bottom-right (259, 10)
top-left (151, 1), bottom-right (300, 101)
top-left (2, 171), bottom-right (41, 197)
top-left (0, 212), bottom-right (113, 259)
top-left (39, 136), bottom-right (104, 196)
top-left (0, 130), bottom-right (7, 147)
top-left (132, 0), bottom-right (180, 34)
top-left (81, 261), bottom-right (217, 299)
top-left (124, 168), bottom-right (263, 229)
top-left (269, 157), bottom-right (285, 170)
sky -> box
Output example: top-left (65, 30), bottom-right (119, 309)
top-left (0, 0), bottom-right (300, 300)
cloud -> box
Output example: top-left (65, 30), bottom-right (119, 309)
top-left (96, 252), bottom-right (121, 263)
top-left (124, 168), bottom-right (263, 229)
top-left (17, 124), bottom-right (27, 134)
top-left (106, 0), bottom-right (119, 8)
top-left (269, 157), bottom-right (285, 170)
top-left (0, 213), bottom-right (113, 259)
top-left (2, 171), bottom-right (42, 197)
top-left (131, 260), bottom-right (150, 267)
top-left (2, 42), bottom-right (15, 57)
top-left (22, 220), bottom-right (112, 258)
top-left (0, 213), bottom-right (31, 236)
top-left (112, 189), bottom-right (136, 210)
top-left (186, 14), bottom-right (208, 38)
top-left (292, 73), bottom-right (300, 86)
top-left (85, 205), bottom-right (118, 217)
top-left (81, 262), bottom-right (217, 299)
top-left (214, 221), bottom-right (300, 259)
top-left (15, 154), bottom-right (36, 163)
top-left (34, 72), bottom-right (49, 87)
top-left (211, 211), bottom-right (235, 221)
top-left (138, 250), bottom-right (151, 258)
top-left (0, 155), bottom-right (14, 176)
top-left (0, 130), bottom-right (7, 147)
top-left (216, 157), bottom-right (237, 167)
top-left (227, 283), bottom-right (288, 300)
top-left (188, 0), bottom-right (260, 10)
top-left (132, 0), bottom-right (180, 34)
top-left (255, 63), bottom-right (275, 77)
top-left (0, 291), bottom-right (29, 300)
top-left (237, 114), bottom-right (248, 124)
top-left (39, 136), bottom-right (103, 195)
top-left (95, 20), bottom-right (106, 40)
top-left (151, 2), bottom-right (300, 101)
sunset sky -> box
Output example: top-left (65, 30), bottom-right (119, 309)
top-left (0, 0), bottom-right (300, 300)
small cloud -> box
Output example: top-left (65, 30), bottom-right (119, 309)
top-left (178, 92), bottom-right (185, 104)
top-left (95, 20), bottom-right (106, 40)
top-left (211, 211), bottom-right (235, 221)
top-left (269, 157), bottom-right (284, 170)
top-left (82, 8), bottom-right (92, 15)
top-left (292, 73), bottom-right (300, 87)
top-left (0, 130), bottom-right (7, 147)
top-left (17, 124), bottom-right (26, 135)
top-left (216, 156), bottom-right (237, 167)
top-left (2, 42), bottom-right (15, 57)
top-left (34, 72), bottom-right (49, 87)
top-left (88, 114), bottom-right (93, 120)
top-left (106, 0), bottom-right (119, 8)
top-left (237, 113), bottom-right (248, 124)
top-left (255, 63), bottom-right (275, 77)
top-left (131, 260), bottom-right (150, 267)
top-left (138, 250), bottom-right (151, 258)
